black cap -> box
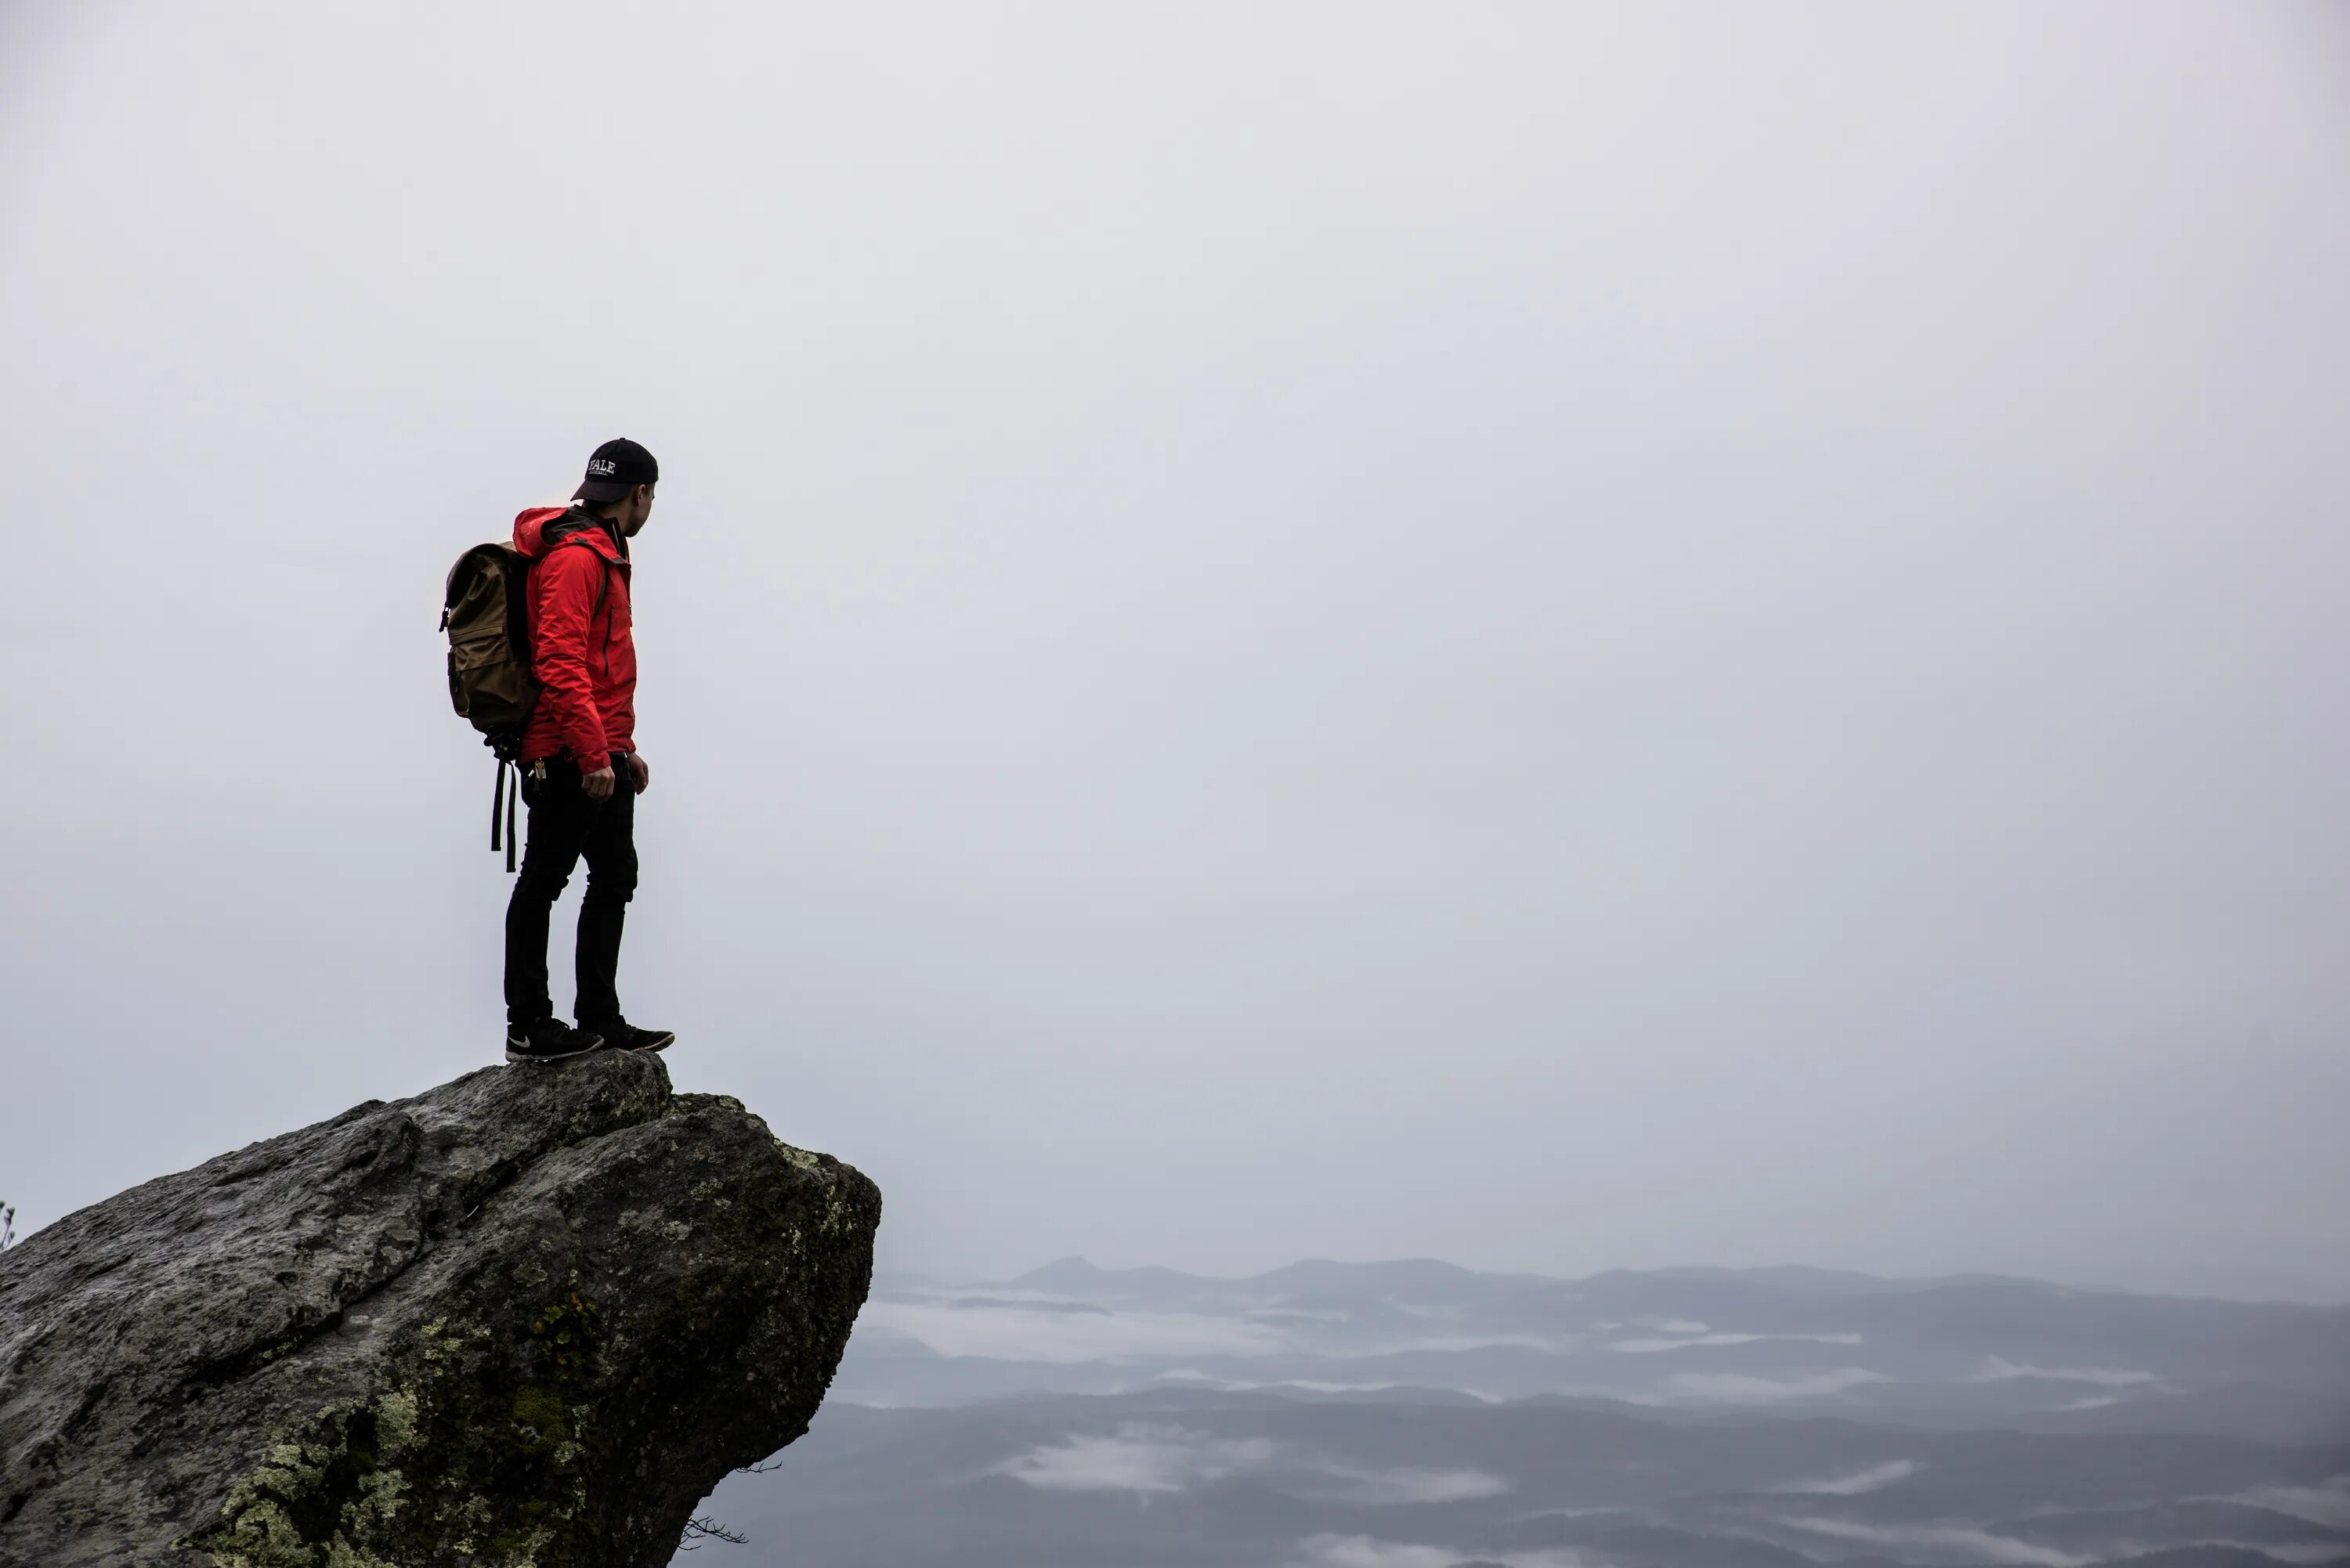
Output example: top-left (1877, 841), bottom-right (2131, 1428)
top-left (574, 437), bottom-right (659, 503)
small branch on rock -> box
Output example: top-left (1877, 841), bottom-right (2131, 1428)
top-left (678, 1515), bottom-right (750, 1549)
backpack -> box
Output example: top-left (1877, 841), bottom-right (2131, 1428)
top-left (441, 537), bottom-right (606, 871)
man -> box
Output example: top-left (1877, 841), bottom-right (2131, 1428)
top-left (502, 438), bottom-right (676, 1062)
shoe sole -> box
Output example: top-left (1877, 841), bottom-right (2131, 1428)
top-left (505, 1039), bottom-right (604, 1064)
top-left (584, 1028), bottom-right (674, 1053)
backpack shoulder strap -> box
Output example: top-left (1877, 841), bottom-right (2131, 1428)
top-left (536, 531), bottom-right (614, 614)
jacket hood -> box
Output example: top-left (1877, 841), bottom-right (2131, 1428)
top-left (513, 505), bottom-right (625, 563)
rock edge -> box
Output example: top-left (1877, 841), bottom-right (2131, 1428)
top-left (0, 1051), bottom-right (880, 1567)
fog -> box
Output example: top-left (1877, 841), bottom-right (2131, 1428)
top-left (2, 2), bottom-right (2345, 1297)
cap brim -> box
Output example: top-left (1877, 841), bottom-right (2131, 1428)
top-left (573, 479), bottom-right (631, 502)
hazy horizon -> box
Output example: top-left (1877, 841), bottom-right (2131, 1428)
top-left (5, 2), bottom-right (2347, 1303)
top-left (892, 1254), bottom-right (2350, 1307)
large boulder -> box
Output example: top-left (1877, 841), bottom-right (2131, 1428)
top-left (0, 1052), bottom-right (880, 1566)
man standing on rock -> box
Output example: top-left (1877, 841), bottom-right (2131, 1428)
top-left (502, 439), bottom-right (676, 1063)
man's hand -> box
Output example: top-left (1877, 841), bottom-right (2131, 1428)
top-left (583, 764), bottom-right (617, 804)
top-left (628, 753), bottom-right (650, 794)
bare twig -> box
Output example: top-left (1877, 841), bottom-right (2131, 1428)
top-left (678, 1515), bottom-right (749, 1550)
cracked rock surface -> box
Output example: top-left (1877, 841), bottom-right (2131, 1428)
top-left (0, 1052), bottom-right (880, 1567)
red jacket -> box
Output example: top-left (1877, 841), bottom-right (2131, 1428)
top-left (513, 506), bottom-right (635, 766)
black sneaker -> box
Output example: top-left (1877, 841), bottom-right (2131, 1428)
top-left (505, 1017), bottom-right (605, 1064)
top-left (583, 1017), bottom-right (674, 1053)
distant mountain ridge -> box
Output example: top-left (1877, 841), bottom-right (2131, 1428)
top-left (1001, 1255), bottom-right (2331, 1306)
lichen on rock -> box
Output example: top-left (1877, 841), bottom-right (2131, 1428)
top-left (0, 1053), bottom-right (880, 1568)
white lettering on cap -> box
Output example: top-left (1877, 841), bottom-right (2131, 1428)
top-left (588, 458), bottom-right (618, 476)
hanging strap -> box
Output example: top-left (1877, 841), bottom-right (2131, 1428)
top-left (490, 758), bottom-right (523, 873)
top-left (491, 758), bottom-right (507, 853)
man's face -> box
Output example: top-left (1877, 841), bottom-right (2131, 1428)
top-left (621, 483), bottom-right (656, 537)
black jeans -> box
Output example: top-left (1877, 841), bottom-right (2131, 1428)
top-left (504, 752), bottom-right (638, 1028)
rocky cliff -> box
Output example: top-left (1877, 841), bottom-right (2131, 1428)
top-left (0, 1052), bottom-right (880, 1567)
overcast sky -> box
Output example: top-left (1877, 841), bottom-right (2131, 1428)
top-left (2, 2), bottom-right (2345, 1299)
